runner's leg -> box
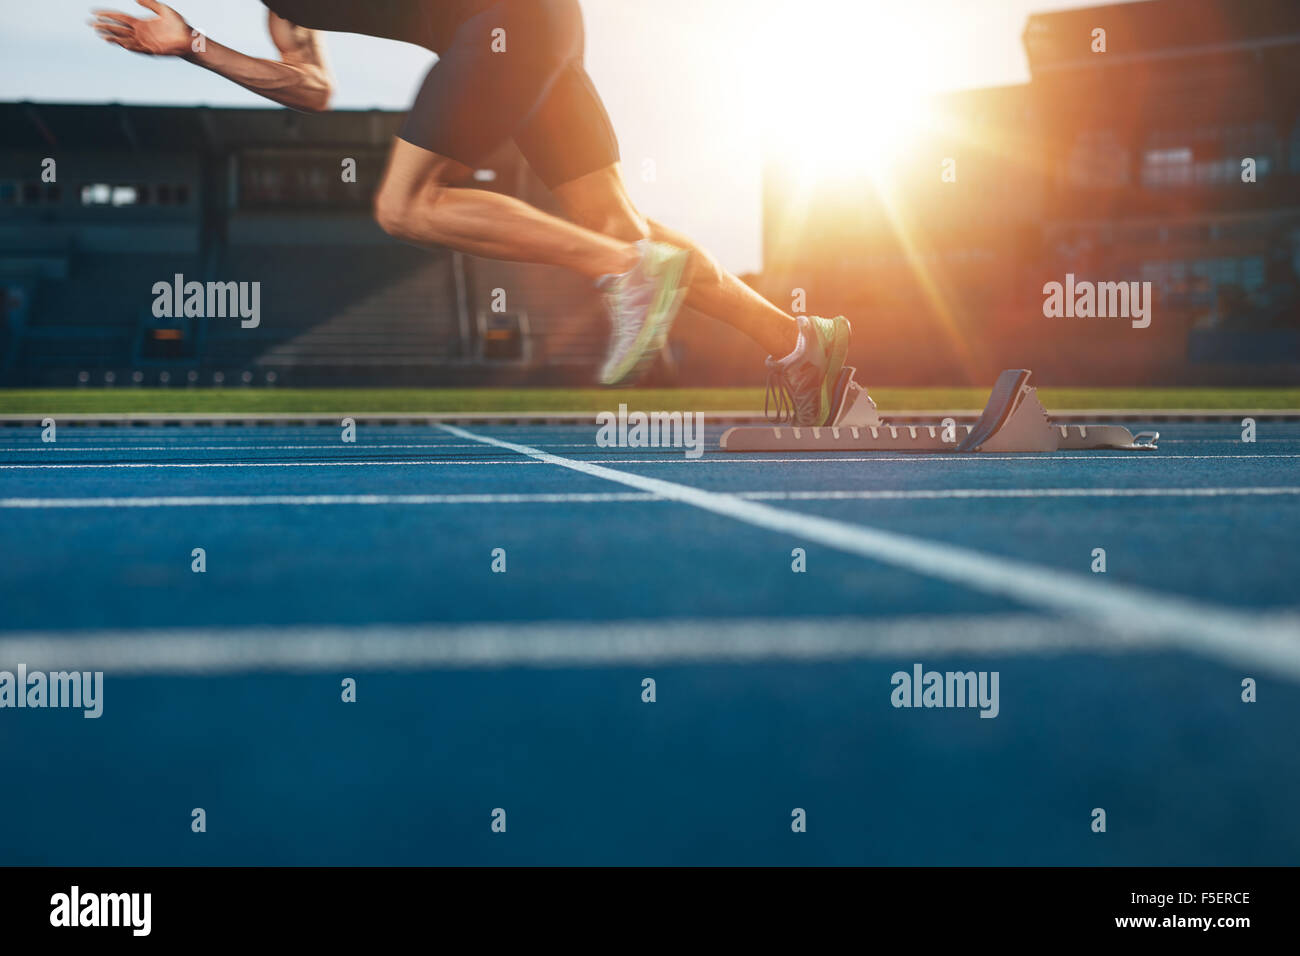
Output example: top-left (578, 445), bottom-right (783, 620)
top-left (552, 165), bottom-right (799, 358)
top-left (517, 48), bottom-right (799, 358)
top-left (373, 0), bottom-right (637, 279)
top-left (374, 141), bottom-right (637, 279)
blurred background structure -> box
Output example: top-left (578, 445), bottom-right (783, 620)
top-left (760, 0), bottom-right (1300, 386)
top-left (1, 0), bottom-right (1297, 388)
top-left (0, 106), bottom-right (595, 387)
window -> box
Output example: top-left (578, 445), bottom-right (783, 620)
top-left (81, 183), bottom-right (112, 205)
top-left (81, 183), bottom-right (143, 206)
top-left (79, 182), bottom-right (187, 206)
top-left (0, 181), bottom-right (66, 205)
top-left (1064, 129), bottom-right (1129, 188)
top-left (1142, 122), bottom-right (1280, 188)
top-left (237, 148), bottom-right (386, 207)
top-left (1148, 256), bottom-right (1270, 298)
top-left (1141, 147), bottom-right (1193, 187)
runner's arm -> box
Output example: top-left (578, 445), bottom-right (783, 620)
top-left (92, 1), bottom-right (334, 112)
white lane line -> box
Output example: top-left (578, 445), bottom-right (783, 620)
top-left (440, 424), bottom-right (1300, 679)
top-left (593, 455), bottom-right (1300, 462)
top-left (0, 459), bottom-right (544, 470)
top-left (0, 492), bottom-right (660, 508)
top-left (634, 455), bottom-right (1300, 463)
top-left (0, 443), bottom-right (601, 452)
top-left (3, 453), bottom-right (1300, 470)
top-left (0, 614), bottom-right (1175, 674)
top-left (748, 486), bottom-right (1300, 501)
top-left (3, 486), bottom-right (1300, 509)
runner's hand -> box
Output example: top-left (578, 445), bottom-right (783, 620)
top-left (91, 0), bottom-right (194, 57)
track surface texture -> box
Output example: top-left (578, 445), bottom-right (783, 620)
top-left (1, 421), bottom-right (1297, 864)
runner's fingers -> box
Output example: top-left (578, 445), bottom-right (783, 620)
top-left (91, 20), bottom-right (135, 37)
top-left (91, 10), bottom-right (141, 27)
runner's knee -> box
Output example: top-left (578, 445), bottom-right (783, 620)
top-left (568, 204), bottom-right (649, 243)
top-left (374, 180), bottom-right (449, 241)
top-left (554, 170), bottom-right (651, 242)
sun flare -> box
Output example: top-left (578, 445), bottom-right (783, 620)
top-left (740, 3), bottom-right (947, 187)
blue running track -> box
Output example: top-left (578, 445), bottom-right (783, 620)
top-left (1, 421), bottom-right (1298, 865)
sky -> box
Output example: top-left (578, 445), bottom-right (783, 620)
top-left (0, 0), bottom-right (1143, 271)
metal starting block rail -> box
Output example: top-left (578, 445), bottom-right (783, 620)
top-left (719, 368), bottom-right (1160, 453)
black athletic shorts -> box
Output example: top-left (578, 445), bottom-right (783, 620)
top-left (263, 0), bottom-right (620, 187)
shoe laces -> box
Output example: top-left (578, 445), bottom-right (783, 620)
top-left (764, 359), bottom-right (819, 425)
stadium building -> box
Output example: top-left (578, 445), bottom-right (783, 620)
top-left (0, 106), bottom-right (604, 387)
top-left (761, 0), bottom-right (1300, 385)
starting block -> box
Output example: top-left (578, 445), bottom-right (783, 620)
top-left (719, 368), bottom-right (1159, 453)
